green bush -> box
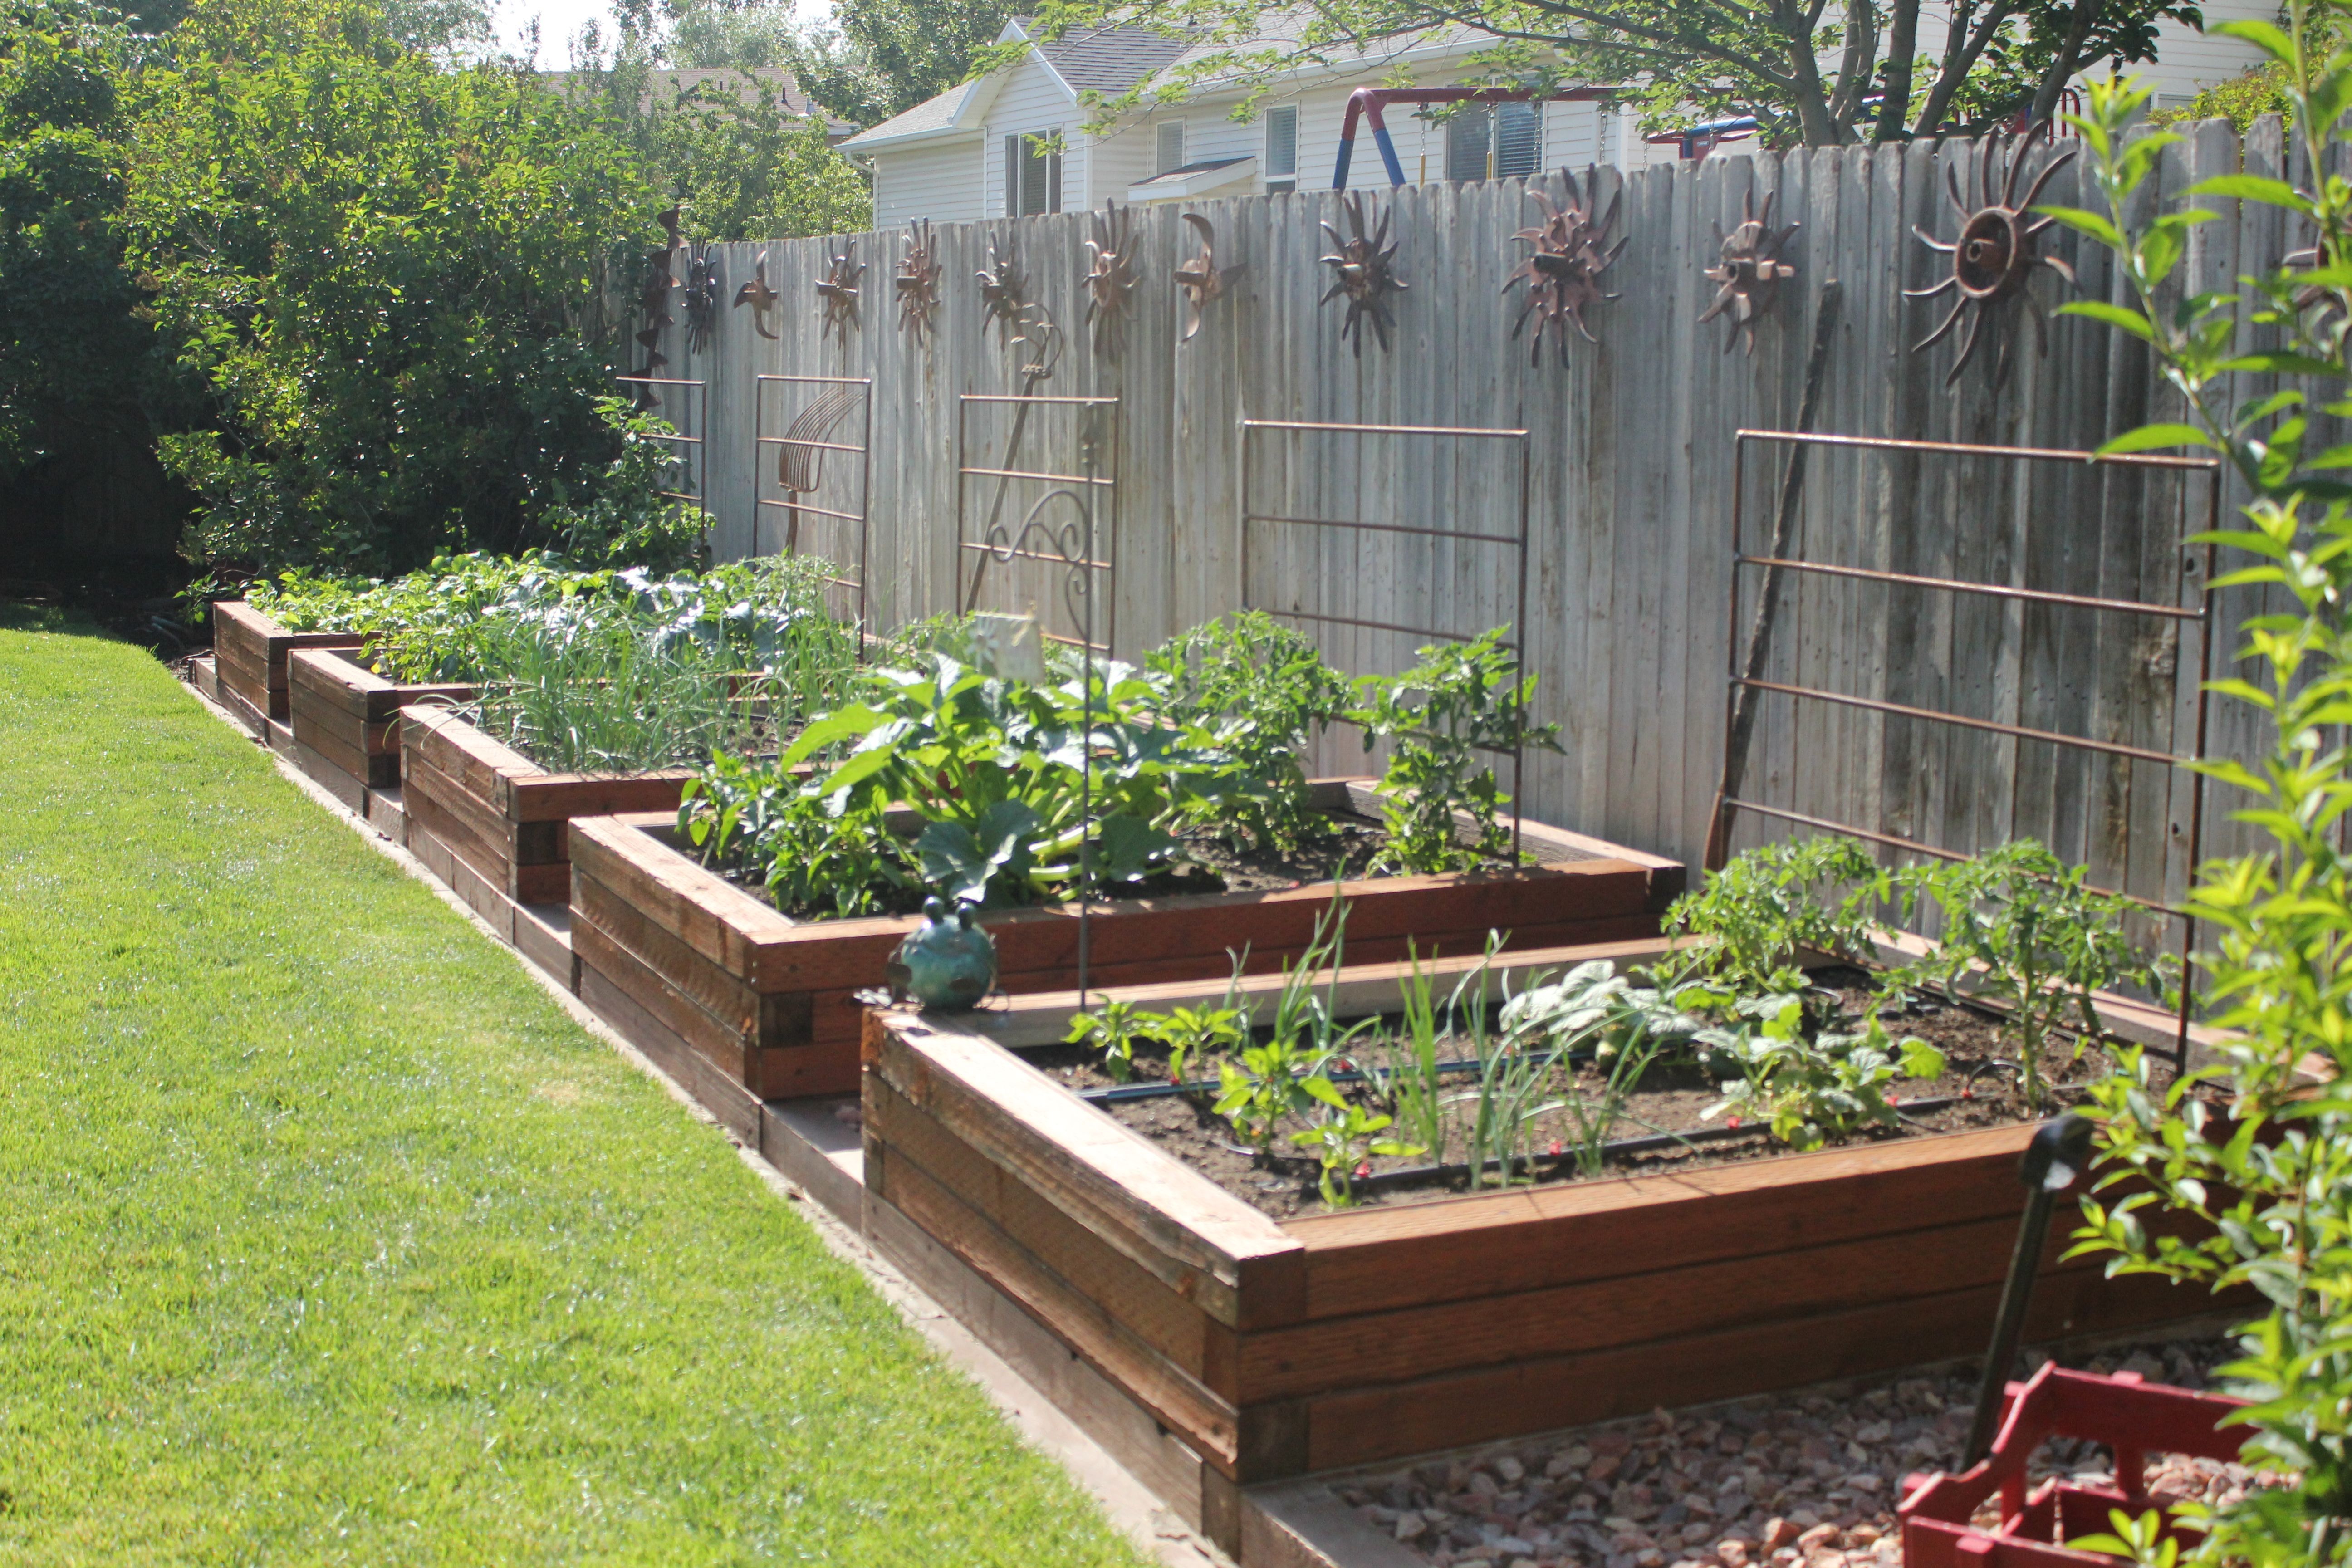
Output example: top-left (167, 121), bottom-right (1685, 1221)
top-left (126, 0), bottom-right (654, 575)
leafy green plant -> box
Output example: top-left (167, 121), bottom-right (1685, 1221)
top-left (1354, 627), bottom-right (1563, 874)
top-left (1657, 836), bottom-right (1889, 1001)
top-left (1371, 945), bottom-right (1459, 1168)
top-left (679, 750), bottom-right (915, 919)
top-left (1289, 1079), bottom-right (1420, 1207)
top-left (1892, 840), bottom-right (2162, 1112)
top-left (1065, 998), bottom-right (1155, 1084)
top-left (127, 0), bottom-right (656, 575)
top-left (2051, 37), bottom-right (2352, 1560)
top-left (1148, 611), bottom-right (1352, 855)
top-left (1698, 997), bottom-right (1945, 1152)
top-left (1154, 1003), bottom-right (1245, 1088)
top-left (778, 652), bottom-right (1237, 907)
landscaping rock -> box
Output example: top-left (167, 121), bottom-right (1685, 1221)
top-left (1328, 1334), bottom-right (2249, 1568)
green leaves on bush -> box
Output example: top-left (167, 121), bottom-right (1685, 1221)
top-left (1148, 611), bottom-right (1352, 856)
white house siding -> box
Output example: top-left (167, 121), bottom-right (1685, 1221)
top-left (1087, 118), bottom-right (1159, 204)
top-left (872, 138), bottom-right (987, 228)
top-left (981, 55), bottom-right (1083, 216)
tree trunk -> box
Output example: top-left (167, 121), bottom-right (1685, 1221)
top-left (1911, 0), bottom-right (2016, 136)
top-left (2029, 0), bottom-right (2107, 123)
top-left (1873, 0), bottom-right (1919, 142)
top-left (1777, 0), bottom-right (1843, 144)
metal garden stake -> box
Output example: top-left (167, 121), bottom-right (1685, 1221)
top-left (1963, 1112), bottom-right (2095, 1467)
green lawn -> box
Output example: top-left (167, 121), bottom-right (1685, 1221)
top-left (0, 610), bottom-right (1150, 1567)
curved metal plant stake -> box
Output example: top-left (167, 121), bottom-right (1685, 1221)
top-left (682, 243), bottom-right (723, 356)
top-left (976, 232), bottom-right (1028, 345)
top-left (1319, 191), bottom-right (1406, 356)
top-left (1699, 187), bottom-right (1799, 355)
top-left (815, 239), bottom-right (866, 346)
top-left (896, 219), bottom-right (943, 343)
top-left (1174, 212), bottom-right (1243, 342)
top-left (732, 250), bottom-right (780, 342)
top-left (1906, 132), bottom-right (2078, 388)
top-left (1083, 200), bottom-right (1144, 362)
top-left (1502, 166), bottom-right (1625, 367)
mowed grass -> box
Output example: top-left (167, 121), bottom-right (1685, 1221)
top-left (0, 611), bottom-right (1149, 1567)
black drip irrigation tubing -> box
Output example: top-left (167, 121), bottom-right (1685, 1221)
top-left (1325, 1093), bottom-right (1966, 1193)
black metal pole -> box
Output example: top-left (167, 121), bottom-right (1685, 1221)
top-left (1963, 1114), bottom-right (2095, 1467)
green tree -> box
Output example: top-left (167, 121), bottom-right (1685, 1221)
top-left (0, 0), bottom-right (155, 486)
top-left (2042, 12), bottom-right (2352, 1563)
top-left (559, 17), bottom-right (867, 239)
top-left (126, 0), bottom-right (657, 573)
top-left (1012, 0), bottom-right (2200, 148)
top-left (791, 0), bottom-right (1013, 125)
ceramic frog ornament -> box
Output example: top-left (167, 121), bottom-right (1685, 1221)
top-left (887, 897), bottom-right (998, 1011)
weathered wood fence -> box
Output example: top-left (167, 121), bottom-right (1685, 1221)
top-left (640, 116), bottom-right (2313, 900)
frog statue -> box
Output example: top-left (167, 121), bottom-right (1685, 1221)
top-left (886, 897), bottom-right (998, 1011)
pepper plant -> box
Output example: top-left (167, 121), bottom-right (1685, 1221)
top-left (2043, 33), bottom-right (2352, 1565)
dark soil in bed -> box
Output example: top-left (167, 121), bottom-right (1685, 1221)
top-left (1017, 966), bottom-right (2160, 1219)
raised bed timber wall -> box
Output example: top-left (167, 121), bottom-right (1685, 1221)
top-left (211, 601), bottom-right (362, 729)
top-left (400, 706), bottom-right (692, 907)
top-left (284, 648), bottom-right (471, 813)
top-left (859, 989), bottom-right (2225, 1557)
top-left (565, 784), bottom-right (1685, 1131)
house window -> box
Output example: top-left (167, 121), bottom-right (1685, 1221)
top-left (1004, 132), bottom-right (1062, 216)
top-left (1264, 105), bottom-right (1297, 193)
top-left (1444, 99), bottom-right (1543, 182)
top-left (1156, 119), bottom-right (1187, 176)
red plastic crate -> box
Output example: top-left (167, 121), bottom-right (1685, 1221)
top-left (1898, 1363), bottom-right (2249, 1568)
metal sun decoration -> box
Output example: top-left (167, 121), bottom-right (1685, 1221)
top-left (1906, 132), bottom-right (2078, 388)
top-left (1083, 201), bottom-right (1145, 362)
top-left (976, 234), bottom-right (1029, 345)
top-left (1698, 188), bottom-right (1799, 356)
top-left (1319, 192), bottom-right (1406, 356)
top-left (733, 250), bottom-right (780, 341)
top-left (630, 210), bottom-right (681, 407)
top-left (896, 219), bottom-right (944, 343)
top-left (681, 243), bottom-right (723, 356)
top-left (816, 239), bottom-right (866, 345)
top-left (1173, 213), bottom-right (1243, 342)
top-left (1502, 167), bottom-right (1625, 367)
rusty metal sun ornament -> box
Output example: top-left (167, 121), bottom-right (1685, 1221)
top-left (1699, 188), bottom-right (1799, 356)
top-left (732, 250), bottom-right (780, 341)
top-left (896, 220), bottom-right (944, 343)
top-left (976, 233), bottom-right (1029, 345)
top-left (1319, 192), bottom-right (1406, 356)
top-left (815, 239), bottom-right (866, 346)
top-left (681, 243), bottom-right (723, 355)
top-left (1174, 212), bottom-right (1242, 342)
top-left (1503, 167), bottom-right (1625, 367)
top-left (1083, 200), bottom-right (1144, 362)
top-left (1906, 132), bottom-right (2078, 387)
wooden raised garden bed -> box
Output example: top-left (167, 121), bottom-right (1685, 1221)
top-left (858, 972), bottom-right (2224, 1555)
top-left (285, 647), bottom-right (471, 812)
top-left (400, 705), bottom-right (693, 906)
top-left (566, 785), bottom-right (1685, 1126)
top-left (211, 600), bottom-right (363, 729)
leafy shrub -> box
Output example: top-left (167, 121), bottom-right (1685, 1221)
top-left (127, 0), bottom-right (654, 575)
top-left (1354, 627), bottom-right (1563, 874)
top-left (1147, 611), bottom-right (1351, 855)
top-left (2044, 48), bottom-right (2352, 1565)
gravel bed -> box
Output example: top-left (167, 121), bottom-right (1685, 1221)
top-left (1327, 1335), bottom-right (2273, 1568)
